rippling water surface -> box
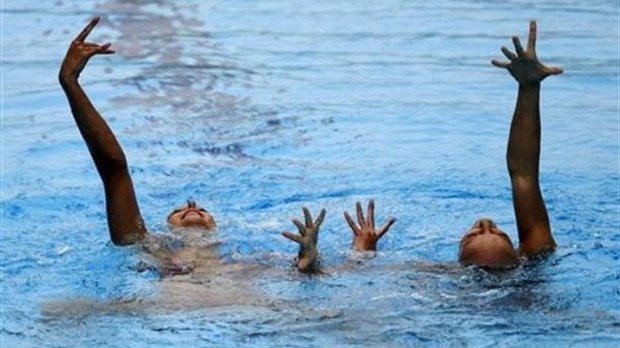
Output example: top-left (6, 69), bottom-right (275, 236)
top-left (1, 0), bottom-right (619, 347)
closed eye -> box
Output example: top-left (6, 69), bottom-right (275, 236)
top-left (495, 231), bottom-right (513, 245)
top-left (167, 209), bottom-right (182, 220)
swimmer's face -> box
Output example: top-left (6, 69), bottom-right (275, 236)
top-left (167, 200), bottom-right (216, 230)
top-left (458, 218), bottom-right (519, 269)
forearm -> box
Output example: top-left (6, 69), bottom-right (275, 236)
top-left (60, 75), bottom-right (128, 177)
top-left (506, 82), bottom-right (541, 179)
top-left (104, 171), bottom-right (147, 245)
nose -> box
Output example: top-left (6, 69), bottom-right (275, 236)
top-left (473, 218), bottom-right (496, 231)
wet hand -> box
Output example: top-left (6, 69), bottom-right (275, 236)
top-left (491, 21), bottom-right (563, 84)
top-left (59, 17), bottom-right (115, 82)
top-left (344, 199), bottom-right (395, 251)
top-left (282, 207), bottom-right (326, 273)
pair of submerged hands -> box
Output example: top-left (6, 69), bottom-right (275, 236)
top-left (282, 200), bottom-right (396, 272)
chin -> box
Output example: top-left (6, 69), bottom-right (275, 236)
top-left (182, 220), bottom-right (216, 230)
top-left (169, 216), bottom-right (216, 230)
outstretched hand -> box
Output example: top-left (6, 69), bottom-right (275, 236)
top-left (59, 16), bottom-right (115, 82)
top-left (491, 21), bottom-right (563, 84)
top-left (344, 199), bottom-right (395, 251)
top-left (282, 207), bottom-right (326, 272)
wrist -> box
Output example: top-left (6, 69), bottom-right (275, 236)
top-left (518, 80), bottom-right (541, 89)
top-left (518, 81), bottom-right (541, 95)
top-left (353, 237), bottom-right (377, 251)
top-left (58, 71), bottom-right (79, 87)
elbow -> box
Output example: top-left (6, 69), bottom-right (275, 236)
top-left (506, 154), bottom-right (521, 177)
top-left (106, 152), bottom-right (129, 171)
top-left (506, 154), bottom-right (534, 179)
top-left (94, 150), bottom-right (129, 177)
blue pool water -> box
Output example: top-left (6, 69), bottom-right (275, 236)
top-left (1, 0), bottom-right (619, 347)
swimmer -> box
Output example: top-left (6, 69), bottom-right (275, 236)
top-left (59, 17), bottom-right (215, 247)
top-left (59, 17), bottom-right (249, 281)
top-left (459, 20), bottom-right (562, 268)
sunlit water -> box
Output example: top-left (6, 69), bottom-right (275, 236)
top-left (1, 0), bottom-right (619, 347)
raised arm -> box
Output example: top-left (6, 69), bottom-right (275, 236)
top-left (282, 207), bottom-right (326, 272)
top-left (59, 17), bottom-right (146, 245)
top-left (492, 21), bottom-right (561, 256)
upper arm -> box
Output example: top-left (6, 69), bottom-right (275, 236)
top-left (510, 175), bottom-right (556, 256)
top-left (103, 168), bottom-right (147, 245)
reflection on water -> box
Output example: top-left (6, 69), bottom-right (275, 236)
top-left (1, 0), bottom-right (619, 347)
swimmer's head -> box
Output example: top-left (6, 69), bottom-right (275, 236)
top-left (167, 200), bottom-right (216, 230)
top-left (458, 218), bottom-right (519, 269)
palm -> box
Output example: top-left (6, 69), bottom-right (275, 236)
top-left (344, 200), bottom-right (395, 251)
top-left (282, 207), bottom-right (326, 272)
top-left (491, 21), bottom-right (562, 84)
top-left (60, 17), bottom-right (115, 81)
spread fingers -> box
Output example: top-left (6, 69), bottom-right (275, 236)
top-left (75, 16), bottom-right (100, 42)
